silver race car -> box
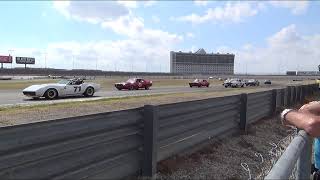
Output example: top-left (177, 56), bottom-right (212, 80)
top-left (22, 78), bottom-right (101, 99)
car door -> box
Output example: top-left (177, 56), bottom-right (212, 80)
top-left (202, 80), bottom-right (208, 86)
top-left (65, 81), bottom-right (82, 96)
top-left (140, 79), bottom-right (146, 88)
top-left (137, 79), bottom-right (143, 89)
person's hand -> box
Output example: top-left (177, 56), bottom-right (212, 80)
top-left (299, 101), bottom-right (320, 114)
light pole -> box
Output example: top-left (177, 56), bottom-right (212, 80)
top-left (44, 52), bottom-right (47, 69)
top-left (8, 49), bottom-right (14, 69)
top-left (39, 52), bottom-right (47, 69)
top-left (95, 55), bottom-right (98, 71)
top-left (72, 55), bottom-right (75, 69)
top-left (131, 62), bottom-right (133, 72)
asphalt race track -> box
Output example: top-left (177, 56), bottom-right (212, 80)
top-left (0, 82), bottom-right (292, 107)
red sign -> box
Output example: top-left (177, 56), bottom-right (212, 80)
top-left (0, 55), bottom-right (12, 63)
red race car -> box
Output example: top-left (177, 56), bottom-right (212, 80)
top-left (189, 79), bottom-right (210, 88)
top-left (115, 78), bottom-right (152, 90)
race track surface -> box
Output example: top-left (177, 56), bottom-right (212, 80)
top-left (0, 82), bottom-right (298, 107)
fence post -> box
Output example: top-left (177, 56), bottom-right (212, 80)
top-left (286, 86), bottom-right (290, 106)
top-left (295, 133), bottom-right (312, 180)
top-left (302, 85), bottom-right (306, 102)
top-left (271, 89), bottom-right (277, 114)
top-left (288, 86), bottom-right (293, 106)
top-left (281, 88), bottom-right (285, 107)
top-left (293, 86), bottom-right (297, 104)
top-left (284, 87), bottom-right (288, 107)
top-left (142, 105), bottom-right (158, 177)
top-left (239, 93), bottom-right (248, 132)
top-left (298, 86), bottom-right (302, 103)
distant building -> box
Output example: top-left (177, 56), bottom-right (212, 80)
top-left (286, 71), bottom-right (297, 76)
top-left (170, 48), bottom-right (234, 74)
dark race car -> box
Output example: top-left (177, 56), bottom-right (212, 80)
top-left (245, 79), bottom-right (260, 86)
top-left (115, 78), bottom-right (152, 90)
top-left (264, 80), bottom-right (272, 85)
top-left (189, 79), bottom-right (209, 88)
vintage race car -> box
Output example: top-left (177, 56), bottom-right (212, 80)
top-left (245, 79), bottom-right (260, 86)
top-left (223, 78), bottom-right (244, 88)
top-left (22, 78), bottom-right (100, 99)
top-left (115, 78), bottom-right (152, 90)
top-left (264, 80), bottom-right (272, 84)
top-left (189, 79), bottom-right (209, 88)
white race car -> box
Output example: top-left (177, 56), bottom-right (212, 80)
top-left (22, 78), bottom-right (101, 99)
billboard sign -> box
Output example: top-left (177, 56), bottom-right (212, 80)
top-left (16, 57), bottom-right (35, 64)
top-left (0, 55), bottom-right (12, 63)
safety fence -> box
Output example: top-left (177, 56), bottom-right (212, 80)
top-left (265, 130), bottom-right (312, 180)
top-left (0, 84), bottom-right (318, 179)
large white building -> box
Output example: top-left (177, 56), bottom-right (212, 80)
top-left (170, 48), bottom-right (234, 75)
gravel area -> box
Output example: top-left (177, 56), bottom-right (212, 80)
top-left (156, 113), bottom-right (299, 180)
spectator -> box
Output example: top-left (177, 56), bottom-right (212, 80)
top-left (281, 101), bottom-right (320, 179)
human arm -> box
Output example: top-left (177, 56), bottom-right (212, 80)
top-left (284, 110), bottom-right (320, 137)
top-left (299, 101), bottom-right (320, 115)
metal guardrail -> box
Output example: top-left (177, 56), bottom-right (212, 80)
top-left (265, 130), bottom-right (312, 180)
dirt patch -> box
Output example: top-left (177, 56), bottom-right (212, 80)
top-left (156, 114), bottom-right (299, 180)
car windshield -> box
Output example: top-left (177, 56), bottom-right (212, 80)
top-left (58, 79), bottom-right (70, 84)
top-left (126, 79), bottom-right (136, 83)
top-left (194, 79), bottom-right (200, 82)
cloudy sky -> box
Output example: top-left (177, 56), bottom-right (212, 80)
top-left (0, 1), bottom-right (319, 74)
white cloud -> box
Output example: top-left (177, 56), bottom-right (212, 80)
top-left (101, 16), bottom-right (145, 37)
top-left (186, 32), bottom-right (195, 38)
top-left (53, 1), bottom-right (130, 24)
top-left (173, 1), bottom-right (308, 25)
top-left (39, 36), bottom-right (181, 71)
top-left (151, 15), bottom-right (160, 23)
top-left (32, 1), bottom-right (184, 72)
top-left (144, 0), bottom-right (157, 7)
top-left (194, 0), bottom-right (208, 6)
top-left (117, 0), bottom-right (138, 9)
top-left (267, 24), bottom-right (301, 47)
top-left (269, 1), bottom-right (309, 15)
top-left (173, 2), bottom-right (258, 24)
top-left (228, 24), bottom-right (320, 74)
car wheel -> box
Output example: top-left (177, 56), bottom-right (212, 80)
top-left (190, 85), bottom-right (193, 88)
top-left (225, 86), bottom-right (228, 88)
top-left (84, 87), bottom-right (94, 97)
top-left (241, 85), bottom-right (244, 88)
top-left (116, 87), bottom-right (122, 91)
top-left (206, 85), bottom-right (209, 87)
top-left (44, 89), bottom-right (58, 100)
top-left (145, 86), bottom-right (149, 90)
top-left (198, 85), bottom-right (201, 88)
top-left (129, 86), bottom-right (134, 90)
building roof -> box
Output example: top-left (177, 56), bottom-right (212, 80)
top-left (172, 48), bottom-right (234, 55)
top-left (195, 48), bottom-right (206, 54)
